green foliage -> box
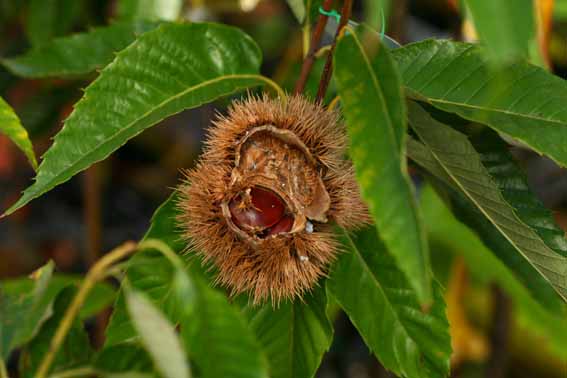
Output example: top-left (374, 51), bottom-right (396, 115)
top-left (392, 40), bottom-right (567, 168)
top-left (0, 96), bottom-right (37, 170)
top-left (125, 288), bottom-right (191, 378)
top-left (0, 262), bottom-right (54, 361)
top-left (242, 287), bottom-right (333, 378)
top-left (451, 128), bottom-right (567, 315)
top-left (288, 0), bottom-right (323, 25)
top-left (335, 25), bottom-right (431, 304)
top-left (286, 0), bottom-right (306, 23)
top-left (104, 193), bottom-right (184, 345)
top-left (328, 227), bottom-right (451, 378)
top-left (407, 102), bottom-right (567, 305)
top-left (19, 286), bottom-right (92, 378)
top-left (2, 274), bottom-right (116, 319)
top-left (26, 0), bottom-right (84, 47)
top-left (117, 0), bottom-right (183, 21)
top-left (420, 185), bottom-right (567, 358)
top-left (363, 0), bottom-right (389, 30)
top-left (3, 21), bottom-right (159, 78)
top-left (463, 0), bottom-right (534, 62)
top-left (94, 343), bottom-right (155, 377)
top-left (182, 269), bottom-right (269, 378)
top-left (3, 22), bottom-right (268, 217)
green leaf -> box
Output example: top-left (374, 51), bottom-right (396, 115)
top-left (463, 0), bottom-right (534, 62)
top-left (391, 39), bottom-right (567, 168)
top-left (3, 21), bottom-right (159, 79)
top-left (408, 136), bottom-right (563, 312)
top-left (117, 0), bottom-right (183, 21)
top-left (363, 0), bottom-right (389, 30)
top-left (287, 0), bottom-right (306, 22)
top-left (105, 193), bottom-right (183, 345)
top-left (181, 270), bottom-right (269, 378)
top-left (125, 288), bottom-right (191, 378)
top-left (555, 0), bottom-right (567, 20)
top-left (0, 261), bottom-right (54, 361)
top-left (107, 193), bottom-right (269, 378)
top-left (3, 22), bottom-right (267, 217)
top-left (306, 0), bottom-right (323, 26)
top-left (406, 101), bottom-right (567, 304)
top-left (26, 0), bottom-right (84, 47)
top-left (451, 130), bottom-right (567, 313)
top-left (334, 24), bottom-right (431, 303)
top-left (0, 96), bottom-right (37, 170)
top-left (420, 185), bottom-right (567, 358)
top-left (104, 252), bottom-right (181, 345)
top-left (242, 286), bottom-right (333, 378)
top-left (2, 274), bottom-right (115, 319)
top-left (328, 227), bottom-right (451, 378)
top-left (19, 286), bottom-right (93, 378)
top-left (94, 343), bottom-right (155, 377)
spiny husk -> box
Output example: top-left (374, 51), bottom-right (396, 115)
top-left (177, 94), bottom-right (370, 304)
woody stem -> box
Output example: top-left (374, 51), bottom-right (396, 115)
top-left (316, 0), bottom-right (353, 103)
top-left (294, 0), bottom-right (334, 94)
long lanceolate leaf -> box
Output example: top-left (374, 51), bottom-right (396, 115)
top-left (0, 97), bottom-right (37, 170)
top-left (407, 101), bottom-right (567, 304)
top-left (183, 271), bottom-right (269, 378)
top-left (392, 40), bottom-right (567, 168)
top-left (328, 227), bottom-right (451, 378)
top-left (420, 186), bottom-right (567, 358)
top-left (2, 21), bottom-right (159, 78)
top-left (242, 287), bottom-right (333, 378)
top-left (409, 136), bottom-right (565, 312)
top-left (334, 25), bottom-right (431, 304)
top-left (463, 0), bottom-right (534, 62)
top-left (126, 289), bottom-right (191, 378)
top-left (3, 22), bottom-right (270, 217)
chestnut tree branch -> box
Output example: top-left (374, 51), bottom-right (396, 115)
top-left (293, 0), bottom-right (334, 94)
top-left (316, 0), bottom-right (353, 103)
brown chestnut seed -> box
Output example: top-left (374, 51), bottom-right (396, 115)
top-left (264, 214), bottom-right (295, 236)
top-left (228, 186), bottom-right (289, 234)
top-left (177, 95), bottom-right (371, 304)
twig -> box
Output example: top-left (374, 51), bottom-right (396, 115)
top-left (35, 241), bottom-right (139, 378)
top-left (293, 0), bottom-right (334, 94)
top-left (83, 163), bottom-right (108, 348)
top-left (485, 284), bottom-right (511, 378)
top-left (316, 0), bottom-right (353, 103)
top-left (83, 164), bottom-right (102, 267)
top-left (386, 0), bottom-right (407, 43)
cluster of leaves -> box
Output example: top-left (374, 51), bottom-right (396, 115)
top-left (1, 0), bottom-right (566, 378)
